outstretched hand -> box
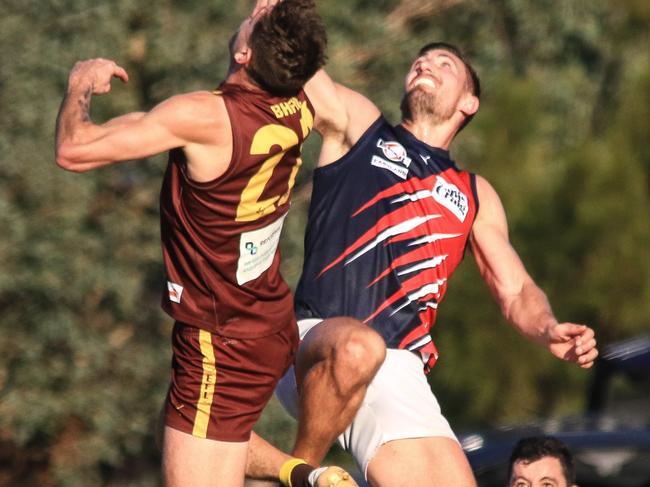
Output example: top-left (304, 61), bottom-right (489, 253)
top-left (68, 58), bottom-right (129, 95)
top-left (547, 323), bottom-right (598, 368)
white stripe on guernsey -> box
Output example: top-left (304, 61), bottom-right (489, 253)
top-left (344, 215), bottom-right (441, 265)
top-left (418, 302), bottom-right (439, 311)
top-left (397, 254), bottom-right (448, 277)
top-left (408, 233), bottom-right (462, 247)
top-left (390, 279), bottom-right (446, 316)
top-left (406, 335), bottom-right (432, 350)
top-left (391, 189), bottom-right (434, 204)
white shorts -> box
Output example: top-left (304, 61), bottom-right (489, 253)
top-left (275, 319), bottom-right (458, 478)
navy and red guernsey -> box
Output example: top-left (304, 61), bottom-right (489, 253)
top-left (294, 117), bottom-right (479, 371)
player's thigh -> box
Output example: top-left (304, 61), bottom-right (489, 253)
top-left (366, 436), bottom-right (477, 487)
top-left (163, 426), bottom-right (248, 487)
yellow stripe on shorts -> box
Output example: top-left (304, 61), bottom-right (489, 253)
top-left (192, 329), bottom-right (217, 438)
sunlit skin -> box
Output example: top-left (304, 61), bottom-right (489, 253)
top-left (405, 49), bottom-right (467, 114)
top-left (55, 1), bottom-right (331, 485)
top-left (243, 8), bottom-right (598, 485)
top-left (400, 48), bottom-right (479, 148)
top-left (509, 457), bottom-right (578, 487)
top-left (229, 4), bottom-right (271, 72)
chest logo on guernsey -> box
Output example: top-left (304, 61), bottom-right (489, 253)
top-left (432, 175), bottom-right (469, 222)
top-left (371, 139), bottom-right (412, 180)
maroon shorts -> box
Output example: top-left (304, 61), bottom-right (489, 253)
top-left (164, 321), bottom-right (298, 442)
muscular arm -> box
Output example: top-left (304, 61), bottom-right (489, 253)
top-left (55, 59), bottom-right (223, 173)
top-left (305, 70), bottom-right (381, 167)
top-left (101, 111), bottom-right (146, 127)
top-left (470, 176), bottom-right (598, 368)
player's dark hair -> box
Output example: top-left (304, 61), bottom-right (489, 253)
top-left (248, 0), bottom-right (327, 96)
top-left (507, 436), bottom-right (576, 485)
top-left (418, 42), bottom-right (481, 131)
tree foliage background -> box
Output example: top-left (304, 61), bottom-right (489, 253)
top-left (0, 0), bottom-right (648, 485)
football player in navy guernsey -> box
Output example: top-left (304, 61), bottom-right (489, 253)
top-left (248, 41), bottom-right (598, 487)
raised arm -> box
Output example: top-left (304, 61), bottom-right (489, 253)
top-left (305, 70), bottom-right (381, 167)
top-left (55, 58), bottom-right (222, 173)
top-left (470, 175), bottom-right (598, 368)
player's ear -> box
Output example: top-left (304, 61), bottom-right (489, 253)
top-left (459, 94), bottom-right (479, 117)
top-left (234, 47), bottom-right (252, 66)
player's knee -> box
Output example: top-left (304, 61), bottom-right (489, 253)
top-left (338, 326), bottom-right (386, 380)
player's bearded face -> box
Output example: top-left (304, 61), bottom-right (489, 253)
top-left (400, 86), bottom-right (456, 124)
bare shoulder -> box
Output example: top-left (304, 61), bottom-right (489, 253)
top-left (475, 175), bottom-right (503, 213)
top-left (305, 70), bottom-right (379, 136)
top-left (473, 174), bottom-right (508, 231)
top-left (159, 90), bottom-right (227, 123)
top-left (305, 70), bottom-right (380, 166)
top-left (152, 90), bottom-right (229, 145)
top-left (334, 82), bottom-right (380, 135)
top-left (475, 174), bottom-right (497, 200)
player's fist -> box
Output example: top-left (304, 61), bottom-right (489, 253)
top-left (547, 323), bottom-right (598, 369)
top-left (68, 58), bottom-right (129, 95)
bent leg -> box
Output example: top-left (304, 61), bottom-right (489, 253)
top-left (163, 426), bottom-right (248, 487)
top-left (293, 317), bottom-right (386, 465)
top-left (246, 432), bottom-right (292, 480)
top-left (366, 437), bottom-right (476, 487)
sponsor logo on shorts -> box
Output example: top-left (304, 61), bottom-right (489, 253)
top-left (167, 281), bottom-right (184, 304)
top-left (432, 175), bottom-right (469, 222)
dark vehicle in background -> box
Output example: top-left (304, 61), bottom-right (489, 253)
top-left (460, 335), bottom-right (650, 486)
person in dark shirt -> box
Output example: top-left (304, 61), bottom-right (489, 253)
top-left (249, 42), bottom-right (598, 487)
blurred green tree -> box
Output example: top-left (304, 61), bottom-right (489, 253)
top-left (0, 0), bottom-right (647, 484)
